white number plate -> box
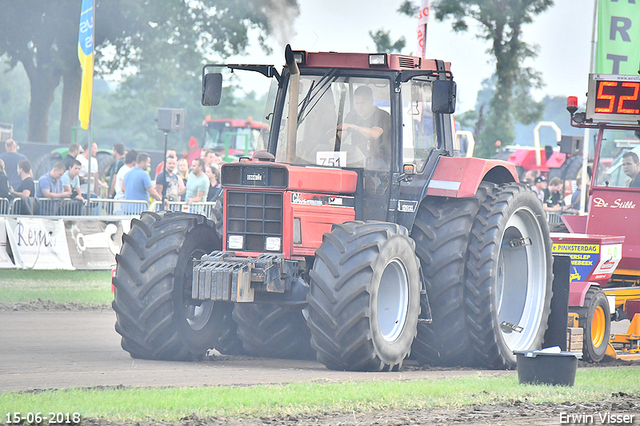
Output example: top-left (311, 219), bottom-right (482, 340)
top-left (316, 151), bottom-right (346, 167)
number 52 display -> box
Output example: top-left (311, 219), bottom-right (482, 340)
top-left (586, 74), bottom-right (640, 122)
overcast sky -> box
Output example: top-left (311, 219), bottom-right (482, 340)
top-left (230, 0), bottom-right (597, 113)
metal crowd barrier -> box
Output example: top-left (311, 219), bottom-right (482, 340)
top-left (8, 197), bottom-right (148, 216)
top-left (152, 200), bottom-right (220, 217)
top-left (0, 197), bottom-right (9, 215)
top-left (547, 213), bottom-right (562, 224)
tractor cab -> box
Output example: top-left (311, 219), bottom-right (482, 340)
top-left (202, 47), bottom-right (458, 224)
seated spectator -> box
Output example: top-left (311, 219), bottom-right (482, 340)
top-left (206, 165), bottom-right (222, 202)
top-left (156, 155), bottom-right (185, 204)
top-left (185, 158), bottom-right (209, 204)
top-left (61, 160), bottom-right (84, 202)
top-left (10, 160), bottom-right (35, 199)
top-left (36, 162), bottom-right (71, 214)
top-left (543, 177), bottom-right (566, 213)
top-left (0, 159), bottom-right (10, 200)
top-left (123, 153), bottom-right (162, 213)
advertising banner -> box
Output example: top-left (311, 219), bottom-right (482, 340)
top-left (5, 217), bottom-right (74, 269)
top-left (0, 217), bottom-right (15, 268)
top-left (64, 219), bottom-right (125, 269)
top-left (596, 0), bottom-right (640, 74)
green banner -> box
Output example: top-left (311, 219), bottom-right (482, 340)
top-left (596, 0), bottom-right (640, 75)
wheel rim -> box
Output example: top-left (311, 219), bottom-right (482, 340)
top-left (183, 247), bottom-right (214, 331)
top-left (497, 206), bottom-right (547, 352)
top-left (377, 259), bottom-right (409, 342)
top-left (591, 305), bottom-right (606, 347)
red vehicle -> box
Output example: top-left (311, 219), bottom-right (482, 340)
top-left (202, 117), bottom-right (268, 160)
top-left (552, 73), bottom-right (640, 361)
top-left (112, 46), bottom-right (555, 371)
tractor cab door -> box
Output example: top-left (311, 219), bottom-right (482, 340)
top-left (393, 76), bottom-right (454, 230)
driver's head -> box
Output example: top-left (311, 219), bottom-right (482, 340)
top-left (622, 151), bottom-right (640, 178)
top-left (353, 86), bottom-right (375, 118)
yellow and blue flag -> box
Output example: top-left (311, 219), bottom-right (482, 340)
top-left (78, 0), bottom-right (94, 130)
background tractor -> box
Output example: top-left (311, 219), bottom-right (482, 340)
top-left (551, 73), bottom-right (640, 362)
top-left (113, 46), bottom-right (554, 371)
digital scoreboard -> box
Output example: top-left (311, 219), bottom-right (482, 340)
top-left (586, 73), bottom-right (640, 122)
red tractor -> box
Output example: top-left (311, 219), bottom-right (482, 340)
top-left (552, 73), bottom-right (640, 362)
top-left (112, 46), bottom-right (554, 371)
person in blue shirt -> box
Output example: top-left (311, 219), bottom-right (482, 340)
top-left (123, 153), bottom-right (162, 214)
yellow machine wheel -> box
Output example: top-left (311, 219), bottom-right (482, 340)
top-left (570, 287), bottom-right (611, 362)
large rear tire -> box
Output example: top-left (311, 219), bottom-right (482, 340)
top-left (465, 183), bottom-right (553, 369)
top-left (112, 211), bottom-right (228, 360)
top-left (232, 303), bottom-right (315, 359)
top-left (306, 221), bottom-right (421, 371)
top-left (410, 197), bottom-right (479, 366)
top-left (570, 287), bottom-right (610, 362)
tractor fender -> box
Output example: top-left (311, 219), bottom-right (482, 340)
top-left (425, 156), bottom-right (518, 198)
top-left (568, 281), bottom-right (593, 307)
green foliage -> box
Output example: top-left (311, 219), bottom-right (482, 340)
top-left (369, 30), bottom-right (407, 53)
top-left (398, 0), bottom-right (552, 157)
top-left (0, 57), bottom-right (30, 142)
top-left (0, 0), bottom-right (299, 145)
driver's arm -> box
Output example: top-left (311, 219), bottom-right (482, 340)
top-left (339, 123), bottom-right (383, 141)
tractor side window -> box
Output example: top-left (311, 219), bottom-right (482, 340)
top-left (401, 79), bottom-right (437, 171)
top-left (593, 129), bottom-right (640, 188)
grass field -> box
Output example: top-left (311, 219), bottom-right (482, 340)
top-left (0, 270), bottom-right (113, 305)
top-left (0, 368), bottom-right (639, 422)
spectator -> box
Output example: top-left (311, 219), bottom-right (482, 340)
top-left (0, 159), bottom-right (10, 200)
top-left (156, 155), bottom-right (185, 203)
top-left (123, 153), bottom-right (162, 212)
top-left (107, 143), bottom-right (126, 198)
top-left (211, 147), bottom-right (224, 166)
top-left (36, 162), bottom-right (71, 200)
top-left (63, 143), bottom-right (81, 170)
top-left (0, 139), bottom-right (27, 189)
top-left (177, 158), bottom-right (189, 187)
top-left (532, 175), bottom-right (547, 202)
top-left (568, 177), bottom-right (589, 214)
top-left (622, 151), bottom-right (640, 188)
top-left (543, 177), bottom-right (566, 213)
top-left (10, 160), bottom-right (35, 198)
top-left (113, 150), bottom-right (137, 214)
top-left (77, 142), bottom-right (101, 198)
top-left (185, 158), bottom-right (209, 204)
top-left (202, 148), bottom-right (218, 171)
top-left (206, 165), bottom-right (222, 202)
top-left (61, 159), bottom-right (84, 202)
top-left (155, 148), bottom-right (178, 177)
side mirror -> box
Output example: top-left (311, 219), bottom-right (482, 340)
top-left (202, 73), bottom-right (223, 106)
top-left (432, 80), bottom-right (457, 114)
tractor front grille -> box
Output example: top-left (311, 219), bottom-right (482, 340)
top-left (226, 190), bottom-right (283, 253)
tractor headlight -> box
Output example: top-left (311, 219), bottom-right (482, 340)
top-left (228, 235), bottom-right (244, 250)
top-left (265, 237), bottom-right (281, 252)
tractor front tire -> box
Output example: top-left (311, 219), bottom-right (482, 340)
top-left (232, 303), bottom-right (315, 359)
top-left (113, 211), bottom-right (227, 360)
top-left (571, 287), bottom-right (610, 362)
top-left (465, 183), bottom-right (553, 369)
top-left (307, 221), bottom-right (421, 371)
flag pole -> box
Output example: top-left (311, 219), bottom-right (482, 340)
top-left (579, 0), bottom-right (598, 214)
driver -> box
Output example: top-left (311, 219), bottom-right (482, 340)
top-left (622, 151), bottom-right (640, 188)
top-left (337, 86), bottom-right (391, 169)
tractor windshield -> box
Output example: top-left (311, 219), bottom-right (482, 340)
top-left (275, 75), bottom-right (392, 171)
top-left (593, 128), bottom-right (640, 188)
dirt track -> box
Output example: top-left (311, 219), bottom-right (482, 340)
top-left (1, 308), bottom-right (640, 425)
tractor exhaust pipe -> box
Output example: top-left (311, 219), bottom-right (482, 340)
top-left (285, 44), bottom-right (299, 164)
